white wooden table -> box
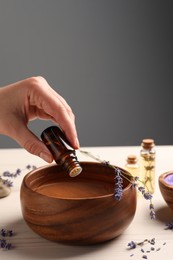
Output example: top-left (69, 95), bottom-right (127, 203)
top-left (1, 146), bottom-right (173, 260)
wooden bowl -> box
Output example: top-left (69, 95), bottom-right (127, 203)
top-left (20, 162), bottom-right (136, 245)
top-left (159, 171), bottom-right (173, 209)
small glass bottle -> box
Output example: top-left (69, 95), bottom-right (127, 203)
top-left (140, 139), bottom-right (156, 194)
top-left (125, 155), bottom-right (139, 178)
top-left (41, 126), bottom-right (82, 177)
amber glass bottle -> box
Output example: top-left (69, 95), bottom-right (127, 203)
top-left (140, 139), bottom-right (155, 194)
top-left (41, 126), bottom-right (82, 177)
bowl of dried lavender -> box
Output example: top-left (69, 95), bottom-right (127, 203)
top-left (159, 171), bottom-right (173, 209)
top-left (20, 162), bottom-right (136, 245)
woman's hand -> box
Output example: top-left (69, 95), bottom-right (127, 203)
top-left (0, 76), bottom-right (79, 162)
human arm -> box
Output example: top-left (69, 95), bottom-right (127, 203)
top-left (0, 76), bottom-right (79, 163)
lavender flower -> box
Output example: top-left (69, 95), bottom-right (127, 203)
top-left (0, 239), bottom-right (12, 250)
top-left (0, 228), bottom-right (14, 250)
top-left (26, 165), bottom-right (37, 170)
top-left (149, 203), bottom-right (155, 220)
top-left (149, 238), bottom-right (155, 245)
top-left (114, 168), bottom-right (123, 201)
top-left (137, 186), bottom-right (155, 219)
top-left (0, 229), bottom-right (6, 237)
top-left (1, 179), bottom-right (13, 187)
top-left (143, 192), bottom-right (152, 200)
top-left (138, 186), bottom-right (145, 195)
top-left (0, 229), bottom-right (13, 237)
top-left (127, 241), bottom-right (137, 249)
top-left (1, 165), bottom-right (37, 188)
top-left (79, 149), bottom-right (156, 219)
top-left (13, 169), bottom-right (21, 178)
top-left (165, 223), bottom-right (173, 230)
top-left (3, 171), bottom-right (12, 178)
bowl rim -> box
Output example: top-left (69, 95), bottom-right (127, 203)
top-left (22, 161), bottom-right (134, 201)
top-left (159, 171), bottom-right (173, 189)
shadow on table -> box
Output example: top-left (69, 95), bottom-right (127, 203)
top-left (10, 218), bottom-right (119, 259)
top-left (155, 205), bottom-right (173, 223)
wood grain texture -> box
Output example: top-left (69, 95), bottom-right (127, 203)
top-left (20, 162), bottom-right (136, 245)
top-left (159, 171), bottom-right (173, 210)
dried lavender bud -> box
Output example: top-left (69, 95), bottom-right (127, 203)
top-left (26, 164), bottom-right (31, 169)
top-left (2, 179), bottom-right (13, 187)
top-left (143, 192), bottom-right (152, 200)
top-left (0, 239), bottom-right (12, 250)
top-left (1, 165), bottom-right (37, 188)
top-left (127, 241), bottom-right (137, 249)
top-left (149, 238), bottom-right (155, 245)
top-left (0, 229), bottom-right (13, 237)
top-left (156, 248), bottom-right (161, 251)
top-left (79, 149), bottom-right (155, 219)
top-left (165, 223), bottom-right (173, 230)
top-left (0, 229), bottom-right (6, 237)
top-left (150, 211), bottom-right (155, 220)
top-left (138, 186), bottom-right (145, 194)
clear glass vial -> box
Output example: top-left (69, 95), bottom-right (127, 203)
top-left (41, 126), bottom-right (82, 177)
top-left (125, 155), bottom-right (139, 178)
top-left (140, 139), bottom-right (155, 194)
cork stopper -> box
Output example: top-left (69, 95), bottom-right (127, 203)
top-left (141, 139), bottom-right (155, 149)
top-left (126, 155), bottom-right (137, 164)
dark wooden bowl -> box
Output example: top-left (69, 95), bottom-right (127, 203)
top-left (20, 162), bottom-right (136, 245)
top-left (159, 171), bottom-right (173, 209)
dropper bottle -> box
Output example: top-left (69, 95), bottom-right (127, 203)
top-left (41, 126), bottom-right (82, 177)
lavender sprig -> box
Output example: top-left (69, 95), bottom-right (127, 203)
top-left (0, 165), bottom-right (37, 188)
top-left (114, 168), bottom-right (123, 200)
top-left (0, 229), bottom-right (13, 237)
top-left (80, 149), bottom-right (156, 219)
top-left (0, 239), bottom-right (12, 250)
top-left (127, 238), bottom-right (155, 249)
top-left (0, 228), bottom-right (14, 250)
top-left (0, 177), bottom-right (13, 188)
top-left (137, 185), bottom-right (155, 220)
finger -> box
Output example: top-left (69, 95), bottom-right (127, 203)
top-left (43, 101), bottom-right (79, 149)
top-left (14, 126), bottom-right (53, 163)
top-left (37, 77), bottom-right (76, 124)
top-left (28, 81), bottom-right (80, 149)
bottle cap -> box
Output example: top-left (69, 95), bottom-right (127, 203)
top-left (126, 155), bottom-right (137, 164)
top-left (141, 139), bottom-right (155, 149)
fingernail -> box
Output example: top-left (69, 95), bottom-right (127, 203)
top-left (75, 138), bottom-right (80, 148)
top-left (40, 152), bottom-right (53, 163)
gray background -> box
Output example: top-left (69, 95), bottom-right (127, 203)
top-left (0, 0), bottom-right (172, 148)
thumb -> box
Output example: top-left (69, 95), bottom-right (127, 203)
top-left (15, 127), bottom-right (53, 163)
